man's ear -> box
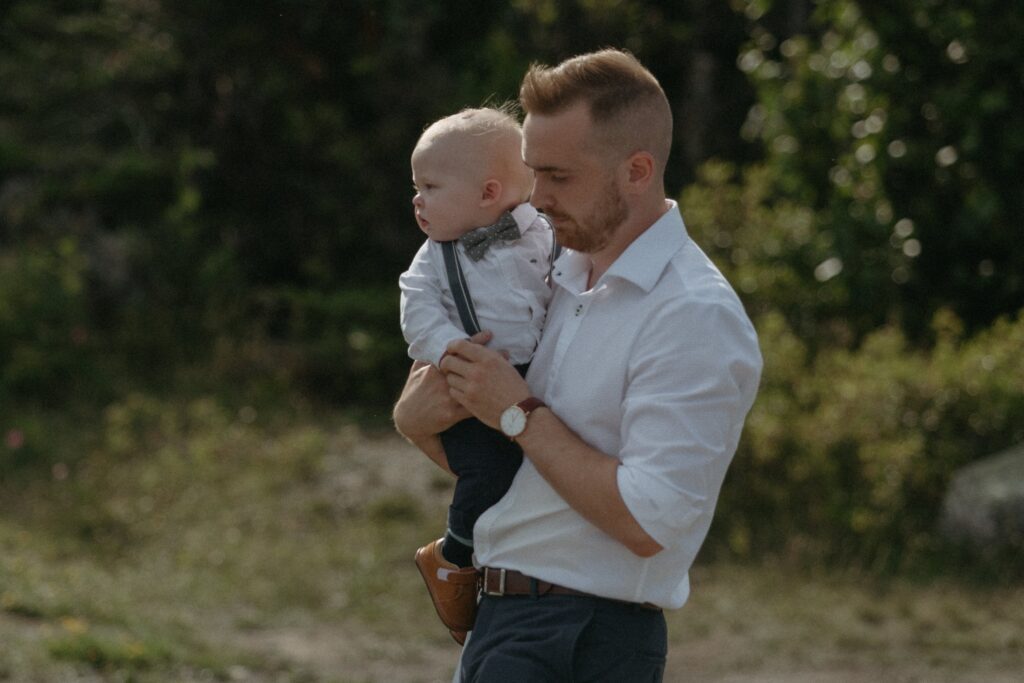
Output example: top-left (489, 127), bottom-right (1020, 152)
top-left (480, 179), bottom-right (503, 206)
top-left (623, 152), bottom-right (655, 194)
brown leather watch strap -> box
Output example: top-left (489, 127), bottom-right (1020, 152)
top-left (516, 397), bottom-right (546, 415)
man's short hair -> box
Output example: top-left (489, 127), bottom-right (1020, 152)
top-left (520, 49), bottom-right (672, 171)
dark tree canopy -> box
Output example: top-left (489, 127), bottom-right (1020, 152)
top-left (1, 0), bottom-right (1021, 402)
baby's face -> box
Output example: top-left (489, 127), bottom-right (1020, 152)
top-left (411, 141), bottom-right (487, 242)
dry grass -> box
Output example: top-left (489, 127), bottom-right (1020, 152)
top-left (1, 397), bottom-right (1022, 682)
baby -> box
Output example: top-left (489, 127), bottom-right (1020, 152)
top-left (399, 106), bottom-right (554, 642)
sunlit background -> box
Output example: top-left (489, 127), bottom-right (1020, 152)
top-left (2, 1), bottom-right (1022, 681)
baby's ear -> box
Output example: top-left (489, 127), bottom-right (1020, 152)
top-left (480, 179), bottom-right (502, 206)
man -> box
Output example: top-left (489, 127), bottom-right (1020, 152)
top-left (393, 48), bottom-right (762, 681)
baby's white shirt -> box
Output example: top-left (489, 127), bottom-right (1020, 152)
top-left (399, 203), bottom-right (554, 366)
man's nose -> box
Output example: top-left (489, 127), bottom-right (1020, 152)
top-left (412, 193), bottom-right (423, 208)
top-left (529, 178), bottom-right (548, 210)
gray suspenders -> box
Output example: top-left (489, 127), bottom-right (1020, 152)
top-left (440, 226), bottom-right (561, 337)
top-left (441, 240), bottom-right (482, 336)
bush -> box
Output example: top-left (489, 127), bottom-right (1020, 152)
top-left (711, 308), bottom-right (1024, 574)
top-left (0, 240), bottom-right (100, 403)
top-left (682, 157), bottom-right (1024, 574)
top-left (217, 286), bottom-right (409, 412)
top-left (739, 0), bottom-right (1024, 339)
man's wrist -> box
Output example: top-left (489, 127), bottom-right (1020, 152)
top-left (513, 404), bottom-right (549, 444)
top-left (499, 397), bottom-right (547, 439)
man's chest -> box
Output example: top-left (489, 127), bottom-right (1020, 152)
top-left (528, 285), bottom-right (658, 447)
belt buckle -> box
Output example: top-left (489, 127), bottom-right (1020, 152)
top-left (483, 567), bottom-right (506, 596)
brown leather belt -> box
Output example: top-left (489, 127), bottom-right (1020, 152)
top-left (480, 567), bottom-right (662, 612)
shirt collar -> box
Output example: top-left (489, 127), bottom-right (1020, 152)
top-left (510, 202), bottom-right (539, 233)
top-left (553, 200), bottom-right (688, 294)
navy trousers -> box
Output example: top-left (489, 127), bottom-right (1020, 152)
top-left (439, 364), bottom-right (528, 547)
top-left (460, 594), bottom-right (667, 682)
top-left (440, 417), bottom-right (522, 545)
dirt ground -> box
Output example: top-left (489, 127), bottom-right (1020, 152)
top-left (3, 428), bottom-right (1021, 683)
top-left (233, 567), bottom-right (1024, 683)
top-left (244, 434), bottom-right (1024, 683)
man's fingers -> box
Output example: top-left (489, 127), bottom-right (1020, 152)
top-left (468, 330), bottom-right (493, 345)
top-left (439, 351), bottom-right (466, 377)
top-left (441, 355), bottom-right (475, 385)
top-left (447, 337), bottom-right (493, 361)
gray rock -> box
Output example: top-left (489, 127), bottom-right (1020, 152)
top-left (939, 442), bottom-right (1024, 547)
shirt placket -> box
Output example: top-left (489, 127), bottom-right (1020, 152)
top-left (547, 289), bottom-right (593, 390)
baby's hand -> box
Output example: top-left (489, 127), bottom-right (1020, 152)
top-left (468, 330), bottom-right (509, 359)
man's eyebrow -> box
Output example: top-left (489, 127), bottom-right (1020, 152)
top-left (528, 164), bottom-right (570, 173)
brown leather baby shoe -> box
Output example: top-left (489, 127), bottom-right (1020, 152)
top-left (414, 538), bottom-right (480, 636)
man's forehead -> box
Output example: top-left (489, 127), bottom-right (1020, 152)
top-left (522, 108), bottom-right (593, 169)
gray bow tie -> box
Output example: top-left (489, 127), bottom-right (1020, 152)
top-left (459, 212), bottom-right (521, 261)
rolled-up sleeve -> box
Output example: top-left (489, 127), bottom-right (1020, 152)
top-left (616, 297), bottom-right (762, 550)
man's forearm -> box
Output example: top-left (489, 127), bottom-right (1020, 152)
top-left (392, 359), bottom-right (471, 478)
top-left (515, 407), bottom-right (663, 557)
top-left (437, 338), bottom-right (659, 554)
top-left (392, 398), bottom-right (453, 476)
top-left (409, 432), bottom-right (453, 476)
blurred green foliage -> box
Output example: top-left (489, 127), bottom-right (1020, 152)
top-left (0, 239), bottom-right (96, 401)
top-left (715, 308), bottom-right (1024, 572)
top-left (1, 0), bottom-right (753, 404)
top-left (684, 161), bottom-right (1024, 572)
top-left (1, 1), bottom-right (1022, 573)
top-left (738, 0), bottom-right (1024, 339)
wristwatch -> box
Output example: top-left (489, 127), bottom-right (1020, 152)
top-left (499, 397), bottom-right (546, 439)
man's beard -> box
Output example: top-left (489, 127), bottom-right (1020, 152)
top-left (550, 179), bottom-right (628, 254)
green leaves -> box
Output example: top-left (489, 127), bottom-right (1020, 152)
top-left (741, 0), bottom-right (1024, 339)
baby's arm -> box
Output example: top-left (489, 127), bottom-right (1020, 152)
top-left (399, 242), bottom-right (473, 366)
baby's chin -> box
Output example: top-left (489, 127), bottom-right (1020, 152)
top-left (423, 224), bottom-right (473, 242)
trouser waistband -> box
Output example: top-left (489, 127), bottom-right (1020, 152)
top-left (479, 566), bottom-right (662, 612)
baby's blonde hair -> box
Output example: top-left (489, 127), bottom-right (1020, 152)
top-left (428, 102), bottom-right (522, 136)
top-left (417, 104), bottom-right (534, 201)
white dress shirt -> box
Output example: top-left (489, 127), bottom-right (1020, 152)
top-left (472, 201), bottom-right (762, 609)
top-left (399, 203), bottom-right (554, 366)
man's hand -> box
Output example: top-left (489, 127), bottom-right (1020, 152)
top-left (393, 331), bottom-right (498, 473)
top-left (440, 338), bottom-right (532, 429)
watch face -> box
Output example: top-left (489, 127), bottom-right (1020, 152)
top-left (500, 406), bottom-right (527, 437)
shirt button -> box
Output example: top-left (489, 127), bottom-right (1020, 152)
top-left (575, 304), bottom-right (583, 316)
